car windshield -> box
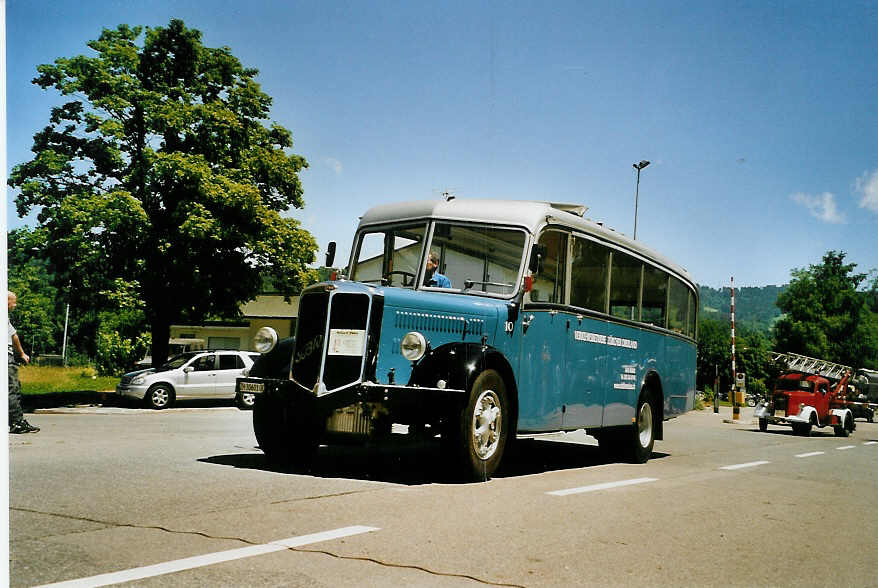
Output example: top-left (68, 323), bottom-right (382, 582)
top-left (161, 353), bottom-right (197, 369)
top-left (776, 378), bottom-right (814, 393)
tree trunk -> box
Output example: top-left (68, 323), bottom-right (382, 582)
top-left (150, 319), bottom-right (171, 368)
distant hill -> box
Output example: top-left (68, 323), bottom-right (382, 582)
top-left (699, 285), bottom-right (785, 333)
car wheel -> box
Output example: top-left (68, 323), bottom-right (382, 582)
top-left (236, 392), bottom-right (255, 410)
top-left (444, 369), bottom-right (510, 481)
top-left (835, 414), bottom-right (853, 437)
top-left (145, 384), bottom-right (174, 410)
top-left (795, 414), bottom-right (816, 436)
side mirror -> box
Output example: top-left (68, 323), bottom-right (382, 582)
top-left (325, 241), bottom-right (337, 268)
top-left (183, 366), bottom-right (194, 373)
top-left (529, 244), bottom-right (547, 274)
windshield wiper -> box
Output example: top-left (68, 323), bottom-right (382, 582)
top-left (463, 279), bottom-right (514, 292)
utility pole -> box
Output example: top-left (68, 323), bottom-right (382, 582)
top-left (730, 276), bottom-right (739, 420)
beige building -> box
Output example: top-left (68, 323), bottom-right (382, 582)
top-left (169, 295), bottom-right (299, 351)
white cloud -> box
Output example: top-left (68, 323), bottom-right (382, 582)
top-left (790, 192), bottom-right (846, 224)
top-left (324, 157), bottom-right (343, 175)
top-left (855, 168), bottom-right (878, 212)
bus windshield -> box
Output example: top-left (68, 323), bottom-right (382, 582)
top-left (350, 223), bottom-right (427, 287)
top-left (427, 223), bottom-right (527, 296)
top-left (350, 222), bottom-right (527, 296)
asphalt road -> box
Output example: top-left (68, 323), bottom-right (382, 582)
top-left (9, 403), bottom-right (878, 587)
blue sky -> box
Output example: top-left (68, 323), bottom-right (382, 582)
top-left (5, 0), bottom-right (878, 288)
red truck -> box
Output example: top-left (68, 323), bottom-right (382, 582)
top-left (754, 352), bottom-right (855, 437)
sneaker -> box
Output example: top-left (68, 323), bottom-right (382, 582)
top-left (10, 420), bottom-right (40, 434)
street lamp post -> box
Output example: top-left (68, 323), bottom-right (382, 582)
top-left (632, 160), bottom-right (650, 240)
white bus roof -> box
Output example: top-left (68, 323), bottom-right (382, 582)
top-left (357, 198), bottom-right (697, 288)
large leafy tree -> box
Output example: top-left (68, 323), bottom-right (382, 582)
top-left (10, 20), bottom-right (318, 365)
top-left (7, 228), bottom-right (61, 356)
top-left (773, 251), bottom-right (875, 367)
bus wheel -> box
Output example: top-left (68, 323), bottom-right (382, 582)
top-left (253, 395), bottom-right (323, 468)
top-left (629, 392), bottom-right (656, 464)
top-left (447, 369), bottom-right (509, 481)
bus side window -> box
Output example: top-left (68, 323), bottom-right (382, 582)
top-left (529, 231), bottom-right (567, 303)
top-left (668, 277), bottom-right (690, 334)
top-left (609, 251), bottom-right (642, 321)
top-left (641, 265), bottom-right (668, 328)
top-left (570, 236), bottom-right (609, 313)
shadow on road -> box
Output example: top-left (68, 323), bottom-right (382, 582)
top-left (201, 436), bottom-right (669, 485)
top-left (746, 427), bottom-right (855, 438)
top-left (25, 392), bottom-right (242, 411)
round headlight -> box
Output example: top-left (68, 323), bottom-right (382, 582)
top-left (400, 331), bottom-right (427, 362)
top-left (253, 327), bottom-right (279, 354)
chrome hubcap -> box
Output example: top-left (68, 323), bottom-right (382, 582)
top-left (472, 389), bottom-right (501, 460)
top-left (638, 401), bottom-right (653, 448)
top-left (153, 389), bottom-right (169, 407)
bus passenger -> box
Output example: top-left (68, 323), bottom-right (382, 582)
top-left (425, 251), bottom-right (452, 288)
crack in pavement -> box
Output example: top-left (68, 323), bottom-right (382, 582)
top-left (294, 547), bottom-right (529, 587)
top-left (12, 507), bottom-right (528, 587)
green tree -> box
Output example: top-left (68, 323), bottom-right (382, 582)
top-left (696, 317), bottom-right (730, 391)
top-left (7, 228), bottom-right (60, 356)
top-left (773, 251), bottom-right (874, 367)
top-left (9, 20), bottom-right (318, 366)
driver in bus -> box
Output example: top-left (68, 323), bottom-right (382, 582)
top-left (425, 251), bottom-right (452, 288)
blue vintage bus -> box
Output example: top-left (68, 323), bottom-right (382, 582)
top-left (237, 199), bottom-right (698, 479)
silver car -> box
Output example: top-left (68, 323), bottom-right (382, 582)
top-left (117, 350), bottom-right (260, 409)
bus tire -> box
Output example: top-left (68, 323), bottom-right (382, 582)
top-left (253, 395), bottom-right (322, 468)
top-left (629, 391), bottom-right (656, 464)
top-left (446, 369), bottom-right (509, 481)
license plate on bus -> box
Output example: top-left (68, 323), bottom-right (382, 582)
top-left (239, 381), bottom-right (264, 394)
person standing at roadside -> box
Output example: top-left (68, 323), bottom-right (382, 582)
top-left (8, 292), bottom-right (39, 434)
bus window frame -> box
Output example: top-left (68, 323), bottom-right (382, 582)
top-left (526, 226), bottom-right (698, 342)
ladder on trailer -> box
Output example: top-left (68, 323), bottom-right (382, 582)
top-left (771, 352), bottom-right (852, 381)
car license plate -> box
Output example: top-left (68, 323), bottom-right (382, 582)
top-left (239, 381), bottom-right (264, 394)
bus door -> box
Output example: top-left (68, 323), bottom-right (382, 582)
top-left (517, 231), bottom-right (568, 431)
top-left (517, 311), bottom-right (566, 431)
top-left (564, 236), bottom-right (612, 429)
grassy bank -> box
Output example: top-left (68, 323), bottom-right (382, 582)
top-left (18, 365), bottom-right (117, 396)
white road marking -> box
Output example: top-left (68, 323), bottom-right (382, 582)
top-left (795, 451), bottom-right (825, 458)
top-left (720, 460), bottom-right (770, 470)
top-left (863, 441), bottom-right (877, 446)
top-left (836, 445), bottom-right (856, 450)
top-left (35, 525), bottom-right (380, 588)
top-left (547, 477), bottom-right (658, 496)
